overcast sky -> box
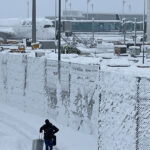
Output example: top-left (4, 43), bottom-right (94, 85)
top-left (0, 0), bottom-right (146, 18)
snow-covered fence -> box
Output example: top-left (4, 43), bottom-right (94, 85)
top-left (1, 53), bottom-right (150, 150)
top-left (44, 60), bottom-right (100, 134)
top-left (137, 77), bottom-right (150, 150)
top-left (98, 72), bottom-right (137, 150)
top-left (0, 53), bottom-right (100, 135)
top-left (98, 73), bottom-right (150, 150)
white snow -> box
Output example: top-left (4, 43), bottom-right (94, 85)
top-left (0, 27), bottom-right (14, 34)
top-left (0, 103), bottom-right (96, 150)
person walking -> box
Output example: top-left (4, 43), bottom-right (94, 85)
top-left (40, 119), bottom-right (59, 150)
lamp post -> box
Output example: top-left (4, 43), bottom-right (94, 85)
top-left (122, 18), bottom-right (126, 45)
top-left (32, 0), bottom-right (36, 43)
top-left (27, 0), bottom-right (30, 18)
top-left (58, 0), bottom-right (61, 61)
top-left (91, 3), bottom-right (94, 41)
top-left (69, 2), bottom-right (72, 19)
top-left (55, 0), bottom-right (58, 53)
top-left (142, 0), bottom-right (146, 64)
top-left (128, 4), bottom-right (131, 14)
top-left (134, 18), bottom-right (137, 46)
top-left (122, 0), bottom-right (126, 16)
top-left (147, 0), bottom-right (150, 42)
top-left (58, 0), bottom-right (61, 83)
top-left (87, 0), bottom-right (90, 20)
top-left (65, 0), bottom-right (68, 20)
top-left (91, 3), bottom-right (94, 19)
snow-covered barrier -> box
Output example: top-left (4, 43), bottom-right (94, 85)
top-left (0, 53), bottom-right (99, 135)
top-left (1, 53), bottom-right (150, 150)
top-left (44, 60), bottom-right (100, 135)
top-left (138, 77), bottom-right (150, 150)
top-left (0, 54), bottom-right (47, 115)
top-left (98, 72), bottom-right (137, 150)
top-left (98, 72), bottom-right (150, 150)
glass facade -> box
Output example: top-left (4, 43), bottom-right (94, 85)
top-left (71, 20), bottom-right (143, 32)
top-left (54, 20), bottom-right (144, 33)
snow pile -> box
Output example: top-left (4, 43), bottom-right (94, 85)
top-left (0, 103), bottom-right (96, 150)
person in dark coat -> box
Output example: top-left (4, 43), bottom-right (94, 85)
top-left (40, 119), bottom-right (59, 150)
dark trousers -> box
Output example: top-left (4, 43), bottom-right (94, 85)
top-left (45, 139), bottom-right (53, 150)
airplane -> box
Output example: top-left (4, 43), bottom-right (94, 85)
top-left (0, 18), bottom-right (55, 41)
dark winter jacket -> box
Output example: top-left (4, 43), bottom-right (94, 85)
top-left (40, 122), bottom-right (59, 140)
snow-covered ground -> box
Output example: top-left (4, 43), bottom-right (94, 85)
top-left (0, 103), bottom-right (96, 150)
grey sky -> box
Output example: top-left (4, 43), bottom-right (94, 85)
top-left (0, 0), bottom-right (146, 18)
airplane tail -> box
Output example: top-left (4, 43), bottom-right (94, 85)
top-left (115, 14), bottom-right (120, 20)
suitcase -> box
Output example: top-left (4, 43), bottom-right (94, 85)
top-left (32, 139), bottom-right (44, 150)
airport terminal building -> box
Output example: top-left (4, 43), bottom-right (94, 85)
top-left (62, 11), bottom-right (144, 22)
top-left (48, 9), bottom-right (150, 40)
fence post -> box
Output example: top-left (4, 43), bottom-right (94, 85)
top-left (136, 77), bottom-right (141, 150)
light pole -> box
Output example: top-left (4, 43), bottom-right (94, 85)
top-left (55, 0), bottom-right (58, 18)
top-left (122, 0), bottom-right (126, 16)
top-left (32, 0), bottom-right (36, 43)
top-left (55, 0), bottom-right (58, 53)
top-left (122, 18), bottom-right (126, 45)
top-left (134, 18), bottom-right (137, 46)
top-left (58, 0), bottom-right (61, 61)
top-left (65, 0), bottom-right (68, 20)
top-left (91, 3), bottom-right (94, 41)
top-left (58, 0), bottom-right (61, 83)
top-left (91, 3), bottom-right (94, 19)
top-left (87, 0), bottom-right (90, 20)
top-left (128, 4), bottom-right (131, 14)
top-left (27, 0), bottom-right (30, 18)
top-left (69, 2), bottom-right (72, 19)
top-left (142, 0), bottom-right (146, 64)
top-left (147, 0), bottom-right (150, 42)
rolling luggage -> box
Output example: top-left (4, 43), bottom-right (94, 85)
top-left (32, 138), bottom-right (44, 150)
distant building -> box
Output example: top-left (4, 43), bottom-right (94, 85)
top-left (82, 13), bottom-right (144, 22)
top-left (55, 20), bottom-right (143, 33)
top-left (46, 11), bottom-right (148, 35)
top-left (47, 11), bottom-right (145, 21)
top-left (62, 11), bottom-right (145, 22)
top-left (63, 10), bottom-right (84, 18)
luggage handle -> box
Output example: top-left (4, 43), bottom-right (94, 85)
top-left (39, 133), bottom-right (43, 140)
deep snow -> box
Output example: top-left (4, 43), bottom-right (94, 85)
top-left (0, 103), bottom-right (96, 150)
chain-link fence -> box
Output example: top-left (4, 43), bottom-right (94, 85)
top-left (137, 77), bottom-right (150, 150)
top-left (98, 74), bottom-right (150, 150)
